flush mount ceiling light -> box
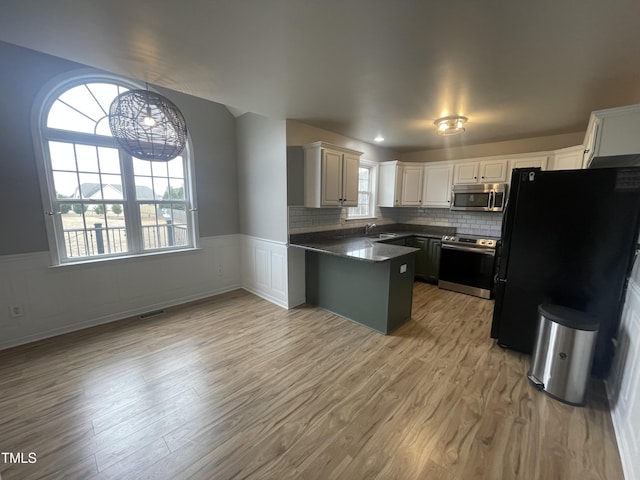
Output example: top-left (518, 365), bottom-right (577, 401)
top-left (109, 89), bottom-right (188, 161)
top-left (374, 135), bottom-right (385, 142)
top-left (434, 115), bottom-right (468, 136)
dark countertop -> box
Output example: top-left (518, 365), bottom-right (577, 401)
top-left (289, 224), bottom-right (455, 263)
top-left (291, 236), bottom-right (419, 262)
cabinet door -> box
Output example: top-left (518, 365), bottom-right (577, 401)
top-left (425, 238), bottom-right (441, 283)
top-left (377, 162), bottom-right (400, 207)
top-left (341, 153), bottom-right (360, 207)
top-left (551, 149), bottom-right (584, 170)
top-left (423, 164), bottom-right (453, 207)
top-left (508, 156), bottom-right (548, 171)
top-left (583, 117), bottom-right (599, 166)
top-left (321, 149), bottom-right (344, 206)
top-left (479, 160), bottom-right (508, 183)
top-left (407, 237), bottom-right (428, 278)
top-left (454, 162), bottom-right (479, 184)
top-left (400, 165), bottom-right (424, 206)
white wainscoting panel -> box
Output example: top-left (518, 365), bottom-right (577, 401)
top-left (240, 235), bottom-right (303, 309)
top-left (607, 277), bottom-right (640, 480)
top-left (0, 235), bottom-right (241, 350)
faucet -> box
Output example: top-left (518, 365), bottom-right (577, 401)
top-left (365, 223), bottom-right (376, 235)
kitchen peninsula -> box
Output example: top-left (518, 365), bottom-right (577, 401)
top-left (290, 225), bottom-right (453, 334)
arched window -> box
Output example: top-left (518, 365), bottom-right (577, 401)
top-left (34, 73), bottom-right (197, 264)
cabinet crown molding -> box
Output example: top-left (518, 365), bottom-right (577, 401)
top-left (303, 141), bottom-right (363, 157)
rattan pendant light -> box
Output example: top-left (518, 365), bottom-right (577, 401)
top-left (108, 87), bottom-right (188, 161)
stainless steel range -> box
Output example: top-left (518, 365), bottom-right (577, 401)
top-left (438, 234), bottom-right (499, 299)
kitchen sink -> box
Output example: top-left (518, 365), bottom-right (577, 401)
top-left (378, 233), bottom-right (399, 239)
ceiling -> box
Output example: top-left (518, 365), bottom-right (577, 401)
top-left (1, 0), bottom-right (640, 153)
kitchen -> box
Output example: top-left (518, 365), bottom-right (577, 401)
top-left (1, 1), bottom-right (640, 479)
top-left (286, 105), bottom-right (640, 480)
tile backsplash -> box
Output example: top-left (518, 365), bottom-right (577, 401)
top-left (288, 206), bottom-right (503, 238)
top-left (389, 207), bottom-right (503, 237)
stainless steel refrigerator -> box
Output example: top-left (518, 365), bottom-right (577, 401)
top-left (491, 167), bottom-right (640, 378)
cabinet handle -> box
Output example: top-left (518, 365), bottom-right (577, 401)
top-left (481, 176), bottom-right (484, 179)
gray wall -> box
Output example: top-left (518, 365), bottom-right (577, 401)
top-left (155, 86), bottom-right (239, 237)
top-left (0, 41), bottom-right (238, 255)
top-left (237, 113), bottom-right (287, 242)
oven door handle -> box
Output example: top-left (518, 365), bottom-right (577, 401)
top-left (441, 244), bottom-right (496, 256)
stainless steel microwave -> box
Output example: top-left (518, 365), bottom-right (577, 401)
top-left (451, 183), bottom-right (507, 212)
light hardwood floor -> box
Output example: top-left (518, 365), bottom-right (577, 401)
top-left (0, 283), bottom-right (624, 480)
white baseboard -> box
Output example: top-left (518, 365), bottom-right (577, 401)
top-left (0, 285), bottom-right (240, 351)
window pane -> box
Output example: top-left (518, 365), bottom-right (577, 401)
top-left (60, 203), bottom-right (128, 258)
top-left (100, 175), bottom-right (124, 200)
top-left (135, 176), bottom-right (155, 200)
top-left (167, 156), bottom-right (184, 178)
top-left (53, 171), bottom-right (80, 199)
top-left (58, 84), bottom-right (105, 123)
top-left (168, 179), bottom-right (185, 200)
top-left (98, 147), bottom-right (121, 174)
top-left (47, 100), bottom-right (95, 133)
top-left (94, 117), bottom-right (112, 136)
top-left (151, 161), bottom-right (168, 178)
top-left (140, 203), bottom-right (163, 250)
top-left (153, 176), bottom-right (171, 199)
top-left (61, 206), bottom-right (89, 258)
top-left (78, 173), bottom-right (101, 199)
top-left (167, 204), bottom-right (188, 247)
top-left (87, 83), bottom-right (122, 118)
top-left (133, 157), bottom-right (152, 176)
top-left (49, 141), bottom-right (76, 171)
top-left (139, 203), bottom-right (188, 250)
top-left (76, 144), bottom-right (99, 173)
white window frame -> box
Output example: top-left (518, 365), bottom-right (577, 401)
top-left (32, 70), bottom-right (199, 265)
top-left (347, 159), bottom-right (378, 220)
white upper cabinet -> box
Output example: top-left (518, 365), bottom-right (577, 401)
top-left (479, 159), bottom-right (509, 182)
top-left (508, 155), bottom-right (548, 172)
top-left (378, 161), bottom-right (453, 209)
top-left (304, 142), bottom-right (363, 208)
top-left (454, 159), bottom-right (508, 184)
top-left (341, 153), bottom-right (360, 207)
top-left (550, 146), bottom-right (585, 171)
top-left (583, 104), bottom-right (640, 166)
top-left (377, 161), bottom-right (402, 207)
top-left (400, 164), bottom-right (424, 206)
top-left (423, 164), bottom-right (453, 207)
top-left (453, 161), bottom-right (479, 184)
top-left (377, 161), bottom-right (424, 207)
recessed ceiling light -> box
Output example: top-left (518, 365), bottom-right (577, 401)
top-left (374, 136), bottom-right (384, 142)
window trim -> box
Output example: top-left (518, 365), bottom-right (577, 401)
top-left (32, 69), bottom-right (199, 265)
top-left (347, 158), bottom-right (378, 220)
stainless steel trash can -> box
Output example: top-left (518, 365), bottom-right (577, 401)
top-left (528, 304), bottom-right (599, 406)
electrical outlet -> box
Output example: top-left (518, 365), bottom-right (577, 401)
top-left (9, 305), bottom-right (24, 318)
